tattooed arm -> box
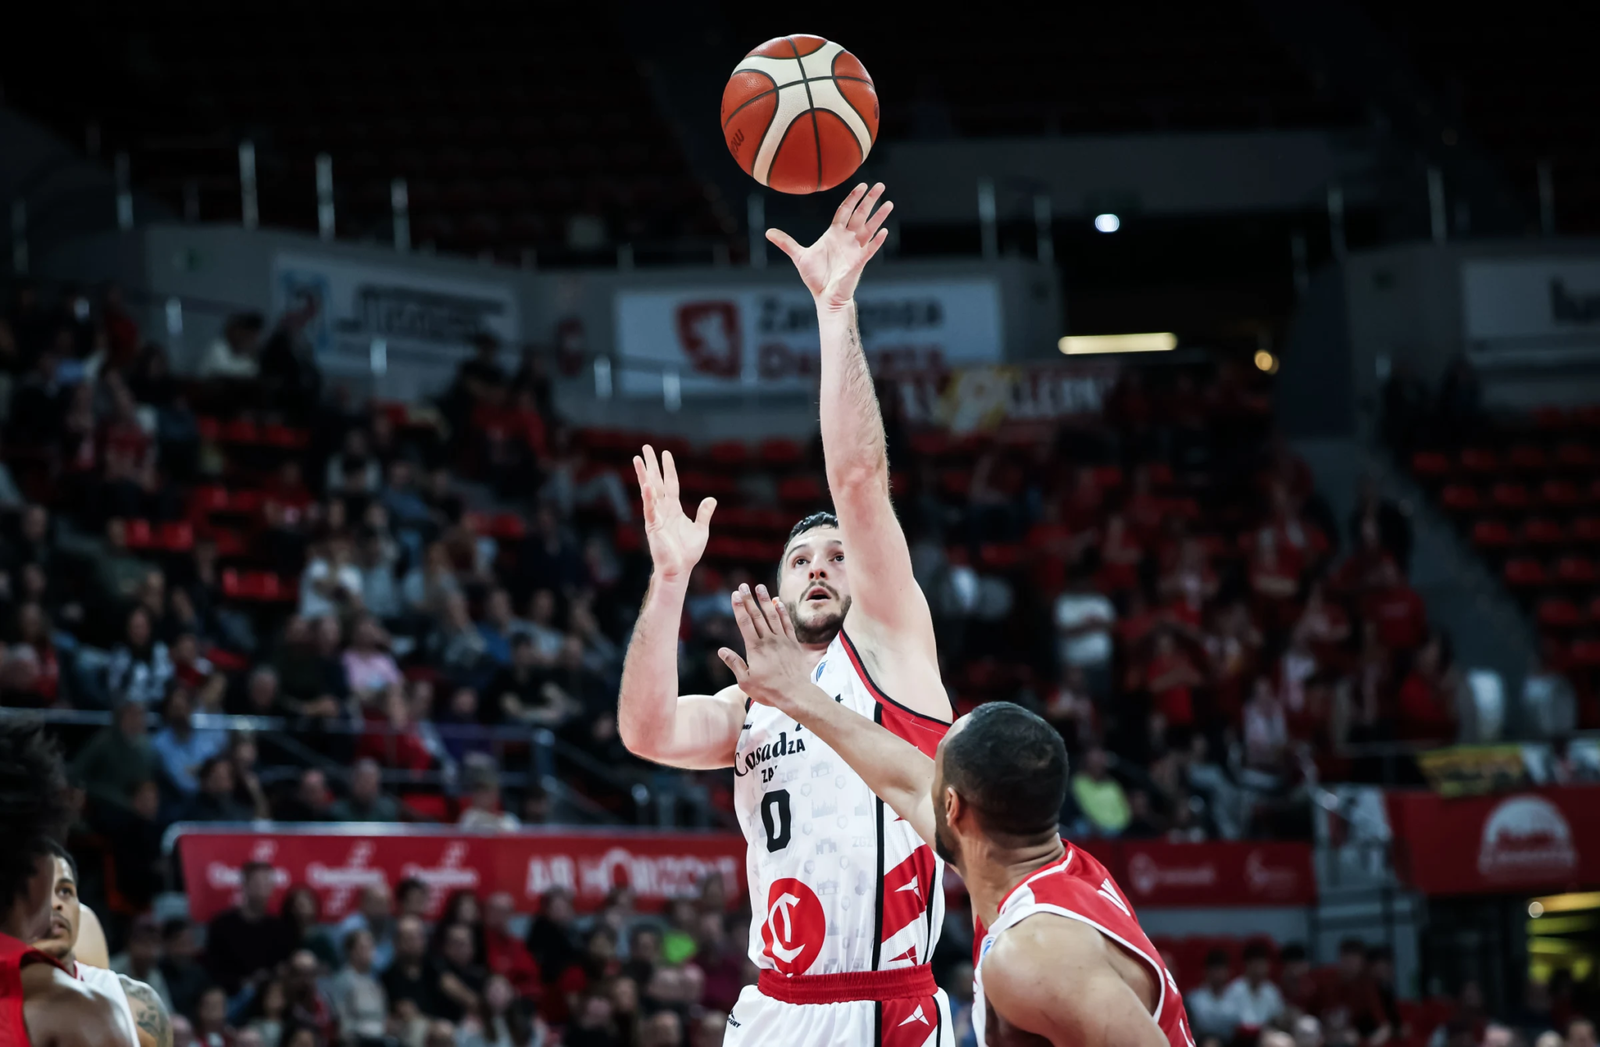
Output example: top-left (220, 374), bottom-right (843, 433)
top-left (118, 975), bottom-right (172, 1047)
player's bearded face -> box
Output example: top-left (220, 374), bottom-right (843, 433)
top-left (778, 531), bottom-right (851, 644)
top-left (32, 857), bottom-right (79, 961)
top-left (785, 585), bottom-right (851, 644)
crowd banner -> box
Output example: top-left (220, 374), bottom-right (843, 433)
top-left (612, 279), bottom-right (1003, 395)
top-left (1112, 841), bottom-right (1317, 908)
top-left (1386, 787), bottom-right (1600, 896)
top-left (174, 825), bottom-right (746, 923)
top-left (895, 361), bottom-right (1121, 433)
top-left (272, 251), bottom-right (521, 397)
top-left (1416, 745), bottom-right (1533, 797)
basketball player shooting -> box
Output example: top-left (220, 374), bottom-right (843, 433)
top-left (618, 182), bottom-right (957, 1047)
top-left (32, 849), bottom-right (172, 1047)
top-left (0, 723), bottom-right (140, 1047)
top-left (718, 594), bottom-right (1197, 1047)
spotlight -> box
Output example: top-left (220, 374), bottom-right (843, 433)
top-left (1254, 349), bottom-right (1279, 374)
top-left (1094, 213), bottom-right (1120, 233)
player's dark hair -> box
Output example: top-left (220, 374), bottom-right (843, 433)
top-left (943, 702), bottom-right (1067, 839)
top-left (0, 723), bottom-right (72, 914)
top-left (49, 840), bottom-right (78, 884)
top-left (786, 511), bottom-right (839, 547)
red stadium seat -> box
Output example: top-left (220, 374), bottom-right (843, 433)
top-left (1534, 406), bottom-right (1570, 430)
top-left (1522, 518), bottom-right (1566, 546)
top-left (1574, 517), bottom-right (1600, 545)
top-left (490, 513), bottom-right (527, 540)
top-left (223, 419), bottom-right (261, 444)
top-left (759, 438), bottom-right (804, 466)
top-left (1461, 448), bottom-right (1499, 474)
top-left (1503, 558), bottom-right (1547, 588)
top-left (1507, 444), bottom-right (1549, 471)
top-left (707, 440), bottom-right (749, 466)
top-left (1441, 485), bottom-right (1481, 512)
top-left (1556, 442), bottom-right (1595, 469)
top-left (197, 417), bottom-right (223, 441)
top-left (1537, 598), bottom-right (1583, 630)
top-left (1410, 451), bottom-right (1452, 479)
top-left (1555, 556), bottom-right (1597, 584)
top-left (1572, 639), bottom-right (1600, 667)
top-left (1491, 482), bottom-right (1531, 511)
top-left (262, 423), bottom-right (310, 450)
top-left (909, 431), bottom-right (952, 459)
top-left (221, 569), bottom-right (295, 602)
top-left (1471, 520), bottom-right (1514, 549)
top-left (160, 521), bottom-right (195, 552)
top-left (979, 543), bottom-right (1024, 569)
top-left (1541, 479), bottom-right (1583, 508)
top-left (123, 519), bottom-right (156, 550)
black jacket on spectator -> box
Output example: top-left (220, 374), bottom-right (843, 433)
top-left (204, 906), bottom-right (295, 994)
top-left (381, 956), bottom-right (450, 1018)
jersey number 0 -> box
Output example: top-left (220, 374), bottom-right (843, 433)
top-left (761, 789), bottom-right (792, 852)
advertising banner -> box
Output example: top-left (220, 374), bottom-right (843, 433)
top-left (175, 827), bottom-right (745, 923)
top-left (1112, 841), bottom-right (1317, 908)
top-left (1416, 745), bottom-right (1533, 797)
top-left (1461, 257), bottom-right (1600, 353)
top-left (613, 279), bottom-right (1003, 395)
top-left (895, 362), bottom-right (1120, 433)
top-left (1386, 787), bottom-right (1600, 896)
top-left (271, 252), bottom-right (521, 394)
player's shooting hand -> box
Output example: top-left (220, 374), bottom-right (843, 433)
top-left (766, 182), bottom-right (893, 313)
top-left (633, 444), bottom-right (716, 582)
top-left (719, 583), bottom-right (821, 714)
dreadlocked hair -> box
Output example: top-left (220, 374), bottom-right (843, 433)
top-left (0, 723), bottom-right (73, 913)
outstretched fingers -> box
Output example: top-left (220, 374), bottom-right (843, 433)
top-left (694, 497), bottom-right (717, 528)
top-left (766, 228), bottom-right (803, 262)
top-left (832, 183), bottom-right (869, 228)
top-left (751, 584), bottom-right (784, 634)
top-left (731, 587), bottom-right (769, 645)
top-left (862, 198), bottom-right (894, 241)
top-left (661, 449), bottom-right (681, 498)
top-left (846, 183), bottom-right (886, 232)
top-left (717, 647), bottom-right (750, 684)
top-left (771, 596), bottom-right (798, 641)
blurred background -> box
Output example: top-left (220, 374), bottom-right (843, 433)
top-left (1, 2), bottom-right (1598, 1046)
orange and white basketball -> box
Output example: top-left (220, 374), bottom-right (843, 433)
top-left (720, 35), bottom-right (879, 195)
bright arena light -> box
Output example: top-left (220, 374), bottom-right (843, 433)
top-left (1094, 213), bottom-right (1121, 233)
top-left (1059, 332), bottom-right (1177, 355)
top-left (1529, 901), bottom-right (1545, 918)
top-left (1254, 349), bottom-right (1279, 373)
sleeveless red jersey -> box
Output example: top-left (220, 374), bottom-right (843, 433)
top-left (1, 931), bottom-right (65, 1047)
top-left (971, 843), bottom-right (1195, 1047)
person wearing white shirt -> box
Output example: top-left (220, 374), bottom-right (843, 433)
top-left (301, 537), bottom-right (363, 619)
top-left (1052, 564), bottom-right (1116, 700)
top-left (1187, 948), bottom-right (1244, 1043)
top-left (1222, 941), bottom-right (1287, 1033)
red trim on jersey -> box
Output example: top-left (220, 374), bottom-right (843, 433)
top-left (880, 848), bottom-right (938, 957)
top-left (838, 630), bottom-right (952, 753)
top-left (882, 992), bottom-right (944, 1046)
top-left (1, 930), bottom-right (67, 1047)
top-left (758, 964), bottom-right (937, 1004)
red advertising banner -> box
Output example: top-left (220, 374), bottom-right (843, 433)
top-left (1385, 786), bottom-right (1600, 896)
top-left (1113, 841), bottom-right (1317, 908)
top-left (941, 840), bottom-right (1316, 909)
top-left (175, 827), bottom-right (747, 924)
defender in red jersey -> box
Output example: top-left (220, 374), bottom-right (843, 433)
top-left (721, 594), bottom-right (1194, 1047)
top-left (0, 724), bottom-right (135, 1047)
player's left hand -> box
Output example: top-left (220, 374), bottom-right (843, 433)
top-left (718, 584), bottom-right (820, 712)
top-left (766, 182), bottom-right (893, 313)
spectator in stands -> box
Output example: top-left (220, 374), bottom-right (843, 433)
top-left (193, 985), bottom-right (234, 1046)
top-left (478, 588), bottom-right (521, 667)
top-left (334, 884), bottom-right (396, 972)
top-left (206, 860), bottom-right (296, 994)
top-left (1224, 941), bottom-right (1286, 1035)
top-left (434, 921), bottom-right (487, 1022)
top-left (1311, 938), bottom-right (1391, 1046)
top-left (525, 888), bottom-right (579, 995)
top-left (301, 535), bottom-right (363, 620)
top-left (459, 760), bottom-right (519, 831)
top-left (1396, 632), bottom-right (1462, 744)
top-left (1278, 943), bottom-right (1316, 1018)
top-left (519, 503), bottom-right (584, 597)
top-left (1569, 1019), bottom-right (1597, 1047)
top-left (1187, 948), bottom-right (1241, 1042)
top-left (356, 524), bottom-right (403, 626)
top-left (403, 543), bottom-right (463, 620)
top-left (108, 914), bottom-right (171, 1011)
top-left (483, 891), bottom-right (541, 999)
top-left (200, 313), bottom-right (264, 379)
top-left (158, 917), bottom-right (209, 1020)
top-left (1243, 676), bottom-right (1291, 774)
top-left (1071, 746), bottom-right (1130, 836)
top-left (70, 698), bottom-right (160, 811)
top-left (1365, 945), bottom-right (1402, 1040)
top-left (151, 681), bottom-right (227, 797)
top-left (283, 947), bottom-right (336, 1042)
top-left (108, 605), bottom-right (174, 706)
top-left (397, 879), bottom-right (431, 921)
top-left (329, 758), bottom-right (401, 822)
top-left (489, 633), bottom-right (568, 728)
top-left (433, 593), bottom-right (491, 681)
top-left (1363, 560), bottom-right (1428, 653)
top-left (241, 976), bottom-right (289, 1047)
top-left (342, 615), bottom-right (403, 706)
top-left (276, 615), bottom-right (351, 718)
top-left (1053, 559), bottom-right (1116, 702)
top-left (182, 754), bottom-right (259, 822)
top-left (383, 914), bottom-right (448, 1019)
top-left (330, 928), bottom-right (389, 1046)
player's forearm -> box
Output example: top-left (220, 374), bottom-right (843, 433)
top-left (783, 684), bottom-right (934, 833)
top-left (617, 572), bottom-right (690, 757)
top-left (817, 305), bottom-right (889, 494)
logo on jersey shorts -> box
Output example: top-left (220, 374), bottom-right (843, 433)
top-left (761, 877), bottom-right (826, 975)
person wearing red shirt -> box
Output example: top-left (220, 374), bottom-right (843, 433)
top-left (1295, 583), bottom-right (1352, 672)
top-left (1098, 513), bottom-right (1145, 595)
top-left (1124, 466), bottom-right (1168, 545)
top-left (1364, 561), bottom-right (1429, 652)
top-left (1248, 529), bottom-right (1303, 632)
top-left (482, 892), bottom-right (541, 1000)
top-left (1395, 634), bottom-right (1460, 744)
top-left (552, 927), bottom-right (621, 1025)
top-left (1309, 939), bottom-right (1393, 1046)
top-left (1143, 629), bottom-right (1203, 729)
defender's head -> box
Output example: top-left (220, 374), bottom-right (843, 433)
top-left (932, 702), bottom-right (1068, 873)
top-left (777, 511), bottom-right (852, 645)
top-left (0, 724), bottom-right (72, 943)
top-left (32, 846), bottom-right (80, 962)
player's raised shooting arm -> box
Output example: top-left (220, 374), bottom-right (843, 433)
top-left (118, 974), bottom-right (173, 1047)
top-left (617, 446), bottom-right (743, 770)
top-left (769, 186), bottom-right (937, 661)
top-left (982, 918), bottom-right (1169, 1047)
top-left (719, 586), bottom-right (937, 848)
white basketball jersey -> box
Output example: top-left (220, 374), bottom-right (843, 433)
top-left (75, 961), bottom-right (137, 1037)
top-left (734, 630), bottom-right (950, 980)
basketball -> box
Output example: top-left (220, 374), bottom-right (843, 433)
top-left (721, 34), bottom-right (879, 195)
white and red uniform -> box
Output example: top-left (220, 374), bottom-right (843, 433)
top-left (727, 630), bottom-right (953, 1047)
top-left (973, 843), bottom-right (1195, 1047)
top-left (74, 962), bottom-right (134, 1035)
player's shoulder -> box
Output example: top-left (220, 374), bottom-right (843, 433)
top-left (989, 909), bottom-right (1107, 976)
top-left (23, 963), bottom-right (126, 1045)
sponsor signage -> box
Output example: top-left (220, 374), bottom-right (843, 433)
top-left (1386, 787), bottom-right (1600, 895)
top-left (1416, 744), bottom-right (1533, 797)
top-left (1114, 841), bottom-right (1316, 908)
top-left (175, 827), bottom-right (745, 923)
top-left (895, 362), bottom-right (1120, 433)
top-left (1461, 257), bottom-right (1600, 354)
top-left (612, 279), bottom-right (1003, 395)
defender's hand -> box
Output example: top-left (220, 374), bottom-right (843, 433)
top-left (719, 584), bottom-right (824, 714)
top-left (767, 182), bottom-right (893, 314)
top-left (633, 444), bottom-right (716, 582)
